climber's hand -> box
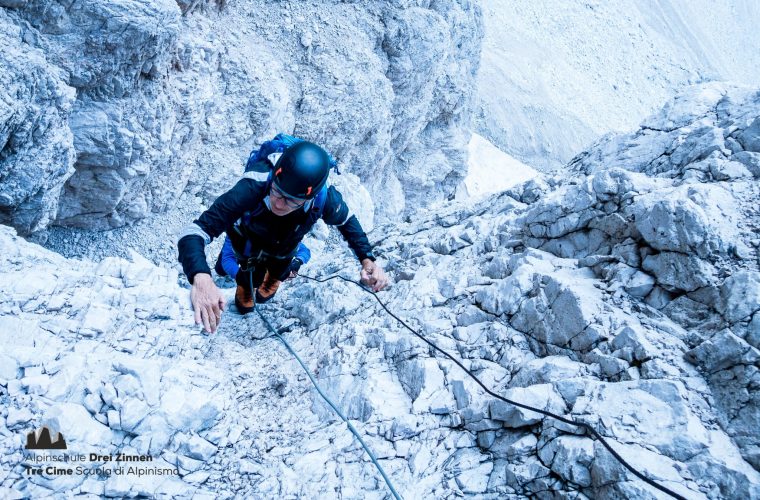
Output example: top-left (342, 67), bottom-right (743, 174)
top-left (191, 273), bottom-right (226, 333)
top-left (360, 259), bottom-right (388, 292)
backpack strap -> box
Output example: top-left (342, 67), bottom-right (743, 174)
top-left (307, 186), bottom-right (328, 224)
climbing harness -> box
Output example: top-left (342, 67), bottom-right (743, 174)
top-left (256, 309), bottom-right (403, 500)
top-left (296, 273), bottom-right (688, 500)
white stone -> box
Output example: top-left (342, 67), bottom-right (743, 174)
top-left (509, 356), bottom-right (587, 388)
top-left (107, 410), bottom-right (121, 431)
top-left (83, 394), bottom-right (102, 414)
top-left (610, 326), bottom-right (658, 362)
top-left (113, 374), bottom-right (142, 399)
top-left (104, 475), bottom-right (132, 497)
top-left (6, 408), bottom-right (33, 428)
top-left (0, 353), bottom-right (19, 380)
top-left (685, 329), bottom-right (759, 374)
top-left (80, 305), bottom-right (116, 335)
top-left (119, 399), bottom-right (149, 432)
top-left (100, 384), bottom-right (118, 406)
top-left (182, 434), bottom-right (218, 461)
top-left (719, 271), bottom-right (760, 323)
top-left (42, 403), bottom-right (114, 449)
top-left (489, 384), bottom-right (566, 428)
top-left (573, 380), bottom-right (710, 462)
top-left (21, 375), bottom-right (51, 395)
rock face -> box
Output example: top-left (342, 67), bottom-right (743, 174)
top-left (2, 83), bottom-right (760, 498)
top-left (0, 0), bottom-right (482, 237)
top-left (0, 8), bottom-right (76, 235)
top-left (531, 82), bottom-right (760, 475)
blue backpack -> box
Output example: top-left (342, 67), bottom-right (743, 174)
top-left (242, 133), bottom-right (338, 225)
top-left (245, 133), bottom-right (339, 172)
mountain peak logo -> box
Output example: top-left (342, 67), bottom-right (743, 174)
top-left (25, 426), bottom-right (67, 450)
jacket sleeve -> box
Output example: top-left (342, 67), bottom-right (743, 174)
top-left (321, 186), bottom-right (375, 263)
top-left (177, 179), bottom-right (263, 283)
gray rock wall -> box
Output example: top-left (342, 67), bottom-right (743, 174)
top-left (0, 8), bottom-right (75, 235)
top-left (0, 0), bottom-right (482, 236)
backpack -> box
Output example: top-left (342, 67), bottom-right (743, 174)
top-left (245, 133), bottom-right (339, 174)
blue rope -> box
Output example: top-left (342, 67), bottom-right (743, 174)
top-left (255, 308), bottom-right (403, 500)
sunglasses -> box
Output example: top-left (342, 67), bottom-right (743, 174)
top-left (270, 185), bottom-right (306, 209)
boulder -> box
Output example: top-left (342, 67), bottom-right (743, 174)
top-left (669, 126), bottom-right (725, 168)
top-left (511, 269), bottom-right (606, 352)
top-left (509, 356), bottom-right (588, 388)
top-left (489, 384), bottom-right (566, 428)
top-left (610, 325), bottom-right (658, 363)
top-left (623, 270), bottom-right (656, 298)
top-left (710, 159), bottom-right (753, 180)
top-left (42, 403), bottom-right (115, 450)
top-left (119, 399), bottom-right (149, 432)
top-left (731, 151), bottom-right (760, 177)
top-left (538, 435), bottom-right (595, 487)
top-left (718, 272), bottom-right (760, 323)
top-left (6, 408), bottom-right (33, 428)
top-left (642, 252), bottom-right (716, 292)
top-left (572, 380), bottom-right (710, 462)
top-left (474, 264), bottom-right (535, 316)
top-left (747, 314), bottom-right (760, 350)
top-left (590, 440), bottom-right (684, 490)
top-left (685, 329), bottom-right (760, 374)
top-left (736, 117), bottom-right (760, 153)
top-left (181, 434), bottom-right (218, 461)
top-left (632, 184), bottom-right (738, 260)
top-left (521, 185), bottom-right (600, 239)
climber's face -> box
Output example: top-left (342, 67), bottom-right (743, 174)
top-left (269, 184), bottom-right (305, 216)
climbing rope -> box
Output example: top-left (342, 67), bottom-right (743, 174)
top-left (298, 273), bottom-right (688, 500)
top-left (255, 308), bottom-right (403, 500)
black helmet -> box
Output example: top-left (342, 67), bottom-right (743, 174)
top-left (272, 141), bottom-right (330, 200)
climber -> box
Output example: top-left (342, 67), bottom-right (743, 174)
top-left (177, 139), bottom-right (388, 333)
top-left (214, 236), bottom-right (312, 282)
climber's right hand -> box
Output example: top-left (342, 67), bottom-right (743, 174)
top-left (190, 273), bottom-right (226, 333)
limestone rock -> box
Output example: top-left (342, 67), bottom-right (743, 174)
top-left (43, 403), bottom-right (115, 449)
top-left (509, 356), bottom-right (588, 388)
top-left (642, 252), bottom-right (716, 292)
top-left (572, 380), bottom-right (710, 462)
top-left (489, 384), bottom-right (566, 428)
top-left (685, 329), bottom-right (760, 374)
top-left (719, 272), bottom-right (760, 323)
top-left (632, 184), bottom-right (739, 260)
top-left (610, 326), bottom-right (658, 363)
top-left (538, 435), bottom-right (595, 487)
top-left (1, 0), bottom-right (483, 233)
top-left (510, 268), bottom-right (607, 352)
top-left (0, 10), bottom-right (75, 235)
top-left (731, 151), bottom-right (760, 177)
